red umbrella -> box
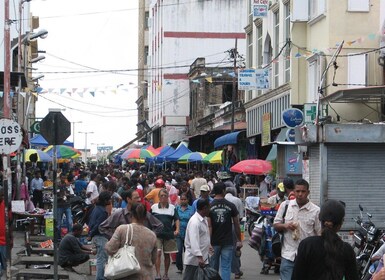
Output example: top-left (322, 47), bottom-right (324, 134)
top-left (230, 159), bottom-right (272, 175)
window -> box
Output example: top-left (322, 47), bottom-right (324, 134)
top-left (307, 55), bottom-right (320, 103)
top-left (273, 10), bottom-right (280, 88)
top-left (145, 11), bottom-right (150, 29)
top-left (309, 0), bottom-right (326, 20)
top-left (348, 54), bottom-right (367, 88)
top-left (256, 24), bottom-right (263, 96)
top-left (246, 32), bottom-right (254, 101)
top-left (284, 3), bottom-right (291, 83)
top-left (144, 46), bottom-right (149, 65)
top-left (348, 0), bottom-right (369, 12)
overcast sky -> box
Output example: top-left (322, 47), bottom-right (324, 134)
top-left (30, 0), bottom-right (139, 153)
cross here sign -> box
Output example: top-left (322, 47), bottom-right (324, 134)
top-left (0, 119), bottom-right (22, 154)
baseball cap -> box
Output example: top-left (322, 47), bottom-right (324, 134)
top-left (277, 182), bottom-right (285, 192)
top-left (200, 185), bottom-right (210, 192)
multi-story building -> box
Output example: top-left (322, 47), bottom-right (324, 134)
top-left (144, 0), bottom-right (247, 147)
top-left (0, 1), bottom-right (40, 131)
top-left (245, 0), bottom-right (385, 228)
top-left (187, 57), bottom-right (246, 153)
top-left (136, 0), bottom-right (151, 144)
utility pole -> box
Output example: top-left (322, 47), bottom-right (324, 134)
top-left (231, 38), bottom-right (238, 132)
top-left (3, 0), bottom-right (13, 278)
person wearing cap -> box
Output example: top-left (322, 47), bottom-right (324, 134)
top-left (267, 182), bottom-right (286, 206)
top-left (191, 184), bottom-right (213, 213)
top-left (283, 177), bottom-right (295, 200)
top-left (273, 179), bottom-right (321, 280)
top-left (292, 199), bottom-right (358, 280)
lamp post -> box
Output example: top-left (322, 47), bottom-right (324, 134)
top-left (71, 121), bottom-right (82, 147)
top-left (79, 131), bottom-right (94, 165)
top-left (91, 143), bottom-right (105, 164)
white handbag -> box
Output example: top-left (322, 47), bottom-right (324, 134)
top-left (104, 224), bottom-right (141, 279)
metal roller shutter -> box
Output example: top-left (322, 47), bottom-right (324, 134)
top-left (309, 146), bottom-right (320, 204)
top-left (327, 144), bottom-right (385, 230)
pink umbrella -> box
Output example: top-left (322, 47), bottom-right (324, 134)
top-left (230, 159), bottom-right (272, 175)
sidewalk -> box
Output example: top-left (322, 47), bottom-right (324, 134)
top-left (11, 231), bottom-right (91, 280)
top-left (10, 230), bottom-right (278, 280)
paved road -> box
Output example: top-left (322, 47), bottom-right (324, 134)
top-left (11, 231), bottom-right (281, 280)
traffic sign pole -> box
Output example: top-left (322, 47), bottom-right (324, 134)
top-left (39, 111), bottom-right (71, 280)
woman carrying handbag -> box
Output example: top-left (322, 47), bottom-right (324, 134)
top-left (105, 203), bottom-right (157, 280)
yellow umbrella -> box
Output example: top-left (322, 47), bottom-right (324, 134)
top-left (202, 150), bottom-right (223, 164)
top-left (25, 149), bottom-right (52, 162)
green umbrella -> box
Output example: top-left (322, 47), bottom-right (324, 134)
top-left (202, 150), bottom-right (223, 164)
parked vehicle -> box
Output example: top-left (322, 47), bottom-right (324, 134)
top-left (245, 196), bottom-right (261, 236)
top-left (353, 204), bottom-right (384, 279)
top-left (70, 196), bottom-right (92, 225)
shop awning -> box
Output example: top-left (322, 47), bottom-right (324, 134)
top-left (214, 130), bottom-right (244, 149)
top-left (320, 86), bottom-right (385, 103)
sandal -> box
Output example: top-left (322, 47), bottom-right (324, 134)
top-left (155, 277), bottom-right (161, 280)
top-left (162, 275), bottom-right (169, 280)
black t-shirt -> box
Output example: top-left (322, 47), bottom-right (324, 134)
top-left (292, 235), bottom-right (358, 280)
top-left (209, 198), bottom-right (238, 246)
top-left (58, 234), bottom-right (83, 265)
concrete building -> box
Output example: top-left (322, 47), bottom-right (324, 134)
top-left (136, 0), bottom-right (151, 144)
top-left (0, 1), bottom-right (41, 132)
top-left (244, 0), bottom-right (385, 181)
top-left (144, 0), bottom-right (247, 147)
top-left (244, 0), bottom-right (385, 229)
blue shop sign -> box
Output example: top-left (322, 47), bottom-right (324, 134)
top-left (282, 108), bottom-right (304, 128)
top-left (286, 128), bottom-right (296, 142)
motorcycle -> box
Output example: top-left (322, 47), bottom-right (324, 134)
top-left (353, 204), bottom-right (384, 279)
top-left (70, 196), bottom-right (92, 226)
top-left (245, 196), bottom-right (261, 235)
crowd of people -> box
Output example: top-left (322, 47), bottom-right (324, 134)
top-left (4, 160), bottom-right (385, 280)
top-left (11, 162), bottom-right (249, 280)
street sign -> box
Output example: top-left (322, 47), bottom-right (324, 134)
top-left (30, 121), bottom-right (41, 134)
top-left (0, 119), bottom-right (22, 154)
top-left (40, 111), bottom-right (71, 145)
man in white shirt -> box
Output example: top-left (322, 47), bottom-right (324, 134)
top-left (183, 199), bottom-right (211, 280)
top-left (273, 179), bottom-right (321, 280)
top-left (86, 173), bottom-right (99, 205)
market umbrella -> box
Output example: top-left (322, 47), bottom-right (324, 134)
top-left (122, 148), bottom-right (155, 161)
top-left (25, 149), bottom-right (52, 162)
top-left (44, 145), bottom-right (82, 159)
top-left (120, 148), bottom-right (136, 160)
top-left (230, 159), bottom-right (272, 175)
top-left (178, 152), bottom-right (207, 163)
top-left (202, 150), bottom-right (223, 164)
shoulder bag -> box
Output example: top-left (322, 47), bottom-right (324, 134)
top-left (272, 201), bottom-right (289, 257)
top-left (104, 224), bottom-right (141, 279)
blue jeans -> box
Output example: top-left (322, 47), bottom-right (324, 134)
top-left (56, 207), bottom-right (73, 237)
top-left (93, 235), bottom-right (108, 280)
top-left (280, 257), bottom-right (294, 280)
top-left (0, 245), bottom-right (6, 272)
top-left (209, 245), bottom-right (233, 280)
top-left (176, 236), bottom-right (184, 271)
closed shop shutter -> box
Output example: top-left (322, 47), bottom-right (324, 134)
top-left (327, 144), bottom-right (385, 230)
top-left (309, 145), bottom-right (320, 204)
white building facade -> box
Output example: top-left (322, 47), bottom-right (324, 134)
top-left (147, 0), bottom-right (247, 146)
